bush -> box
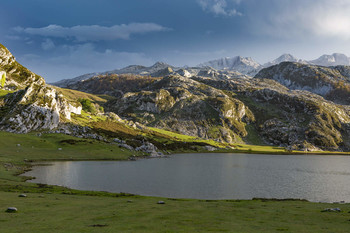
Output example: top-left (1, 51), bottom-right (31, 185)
top-left (1, 72), bottom-right (6, 87)
top-left (78, 98), bottom-right (96, 114)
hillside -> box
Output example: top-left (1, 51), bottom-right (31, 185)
top-left (3, 41), bottom-right (350, 152)
top-left (255, 62), bottom-right (350, 105)
top-left (53, 61), bottom-right (350, 151)
top-left (0, 43), bottom-right (241, 156)
top-left (0, 44), bottom-right (82, 133)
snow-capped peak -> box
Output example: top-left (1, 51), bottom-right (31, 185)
top-left (197, 56), bottom-right (263, 76)
top-left (309, 53), bottom-right (350, 66)
top-left (264, 54), bottom-right (305, 67)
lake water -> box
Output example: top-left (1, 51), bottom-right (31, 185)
top-left (23, 153), bottom-right (350, 202)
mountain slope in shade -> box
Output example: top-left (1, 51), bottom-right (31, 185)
top-left (309, 53), bottom-right (350, 66)
top-left (52, 62), bottom-right (174, 88)
top-left (255, 62), bottom-right (350, 104)
top-left (197, 56), bottom-right (263, 76)
top-left (52, 72), bottom-right (100, 88)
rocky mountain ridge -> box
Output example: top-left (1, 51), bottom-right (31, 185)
top-left (263, 54), bottom-right (307, 67)
top-left (255, 62), bottom-right (350, 105)
top-left (3, 42), bottom-right (350, 152)
top-left (309, 53), bottom-right (350, 67)
top-left (53, 53), bottom-right (350, 89)
top-left (54, 60), bottom-right (350, 152)
top-left (197, 56), bottom-right (263, 76)
top-left (0, 43), bottom-right (82, 133)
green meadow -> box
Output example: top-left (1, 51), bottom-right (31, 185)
top-left (1, 131), bottom-right (350, 232)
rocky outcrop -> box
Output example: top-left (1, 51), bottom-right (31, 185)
top-left (0, 81), bottom-right (82, 133)
top-left (0, 43), bottom-right (82, 133)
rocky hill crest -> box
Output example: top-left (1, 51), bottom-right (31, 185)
top-left (0, 43), bottom-right (81, 133)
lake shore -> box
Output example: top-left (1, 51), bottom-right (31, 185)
top-left (1, 131), bottom-right (350, 232)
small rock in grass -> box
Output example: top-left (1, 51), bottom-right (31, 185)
top-left (18, 194), bottom-right (27, 197)
top-left (6, 207), bottom-right (17, 213)
top-left (89, 224), bottom-right (108, 227)
top-left (16, 144), bottom-right (21, 147)
top-left (58, 148), bottom-right (62, 151)
top-left (321, 208), bottom-right (341, 212)
top-left (127, 200), bottom-right (133, 203)
top-left (157, 201), bottom-right (165, 204)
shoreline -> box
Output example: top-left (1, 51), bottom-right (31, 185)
top-left (19, 152), bottom-right (350, 204)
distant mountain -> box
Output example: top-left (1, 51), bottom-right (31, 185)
top-left (52, 72), bottom-right (100, 88)
top-left (264, 54), bottom-right (306, 67)
top-left (106, 62), bottom-right (174, 76)
top-left (52, 62), bottom-right (175, 88)
top-left (197, 56), bottom-right (263, 76)
top-left (309, 53), bottom-right (350, 66)
top-left (54, 53), bottom-right (350, 88)
top-left (255, 61), bottom-right (350, 104)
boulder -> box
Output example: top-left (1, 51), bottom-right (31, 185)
top-left (321, 208), bottom-right (341, 212)
top-left (6, 207), bottom-right (17, 213)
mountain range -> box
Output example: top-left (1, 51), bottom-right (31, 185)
top-left (3, 42), bottom-right (350, 152)
top-left (53, 53), bottom-right (350, 88)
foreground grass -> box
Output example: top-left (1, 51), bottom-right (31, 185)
top-left (1, 191), bottom-right (350, 233)
top-left (1, 131), bottom-right (350, 232)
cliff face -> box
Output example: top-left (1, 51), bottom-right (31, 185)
top-left (0, 43), bottom-right (81, 133)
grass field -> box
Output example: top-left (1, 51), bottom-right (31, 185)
top-left (1, 191), bottom-right (350, 233)
top-left (1, 131), bottom-right (350, 232)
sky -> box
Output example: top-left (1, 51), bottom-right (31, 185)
top-left (1, 0), bottom-right (350, 82)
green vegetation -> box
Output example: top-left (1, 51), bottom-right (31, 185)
top-left (1, 72), bottom-right (6, 87)
top-left (55, 87), bottom-right (110, 104)
top-left (78, 98), bottom-right (96, 114)
top-left (0, 89), bottom-right (13, 98)
top-left (2, 191), bottom-right (350, 233)
top-left (1, 41), bottom-right (350, 231)
top-left (1, 130), bottom-right (350, 232)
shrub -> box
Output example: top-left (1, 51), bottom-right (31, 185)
top-left (1, 72), bottom-right (6, 87)
top-left (78, 98), bottom-right (96, 114)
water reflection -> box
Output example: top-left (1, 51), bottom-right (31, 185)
top-left (24, 153), bottom-right (350, 202)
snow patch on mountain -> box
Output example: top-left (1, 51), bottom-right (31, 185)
top-left (197, 56), bottom-right (263, 76)
top-left (264, 54), bottom-right (307, 67)
top-left (309, 53), bottom-right (350, 66)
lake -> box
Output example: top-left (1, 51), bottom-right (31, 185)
top-left (23, 153), bottom-right (350, 202)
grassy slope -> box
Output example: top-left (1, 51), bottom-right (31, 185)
top-left (1, 132), bottom-right (350, 232)
top-left (148, 127), bottom-right (350, 155)
top-left (53, 86), bottom-right (115, 104)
